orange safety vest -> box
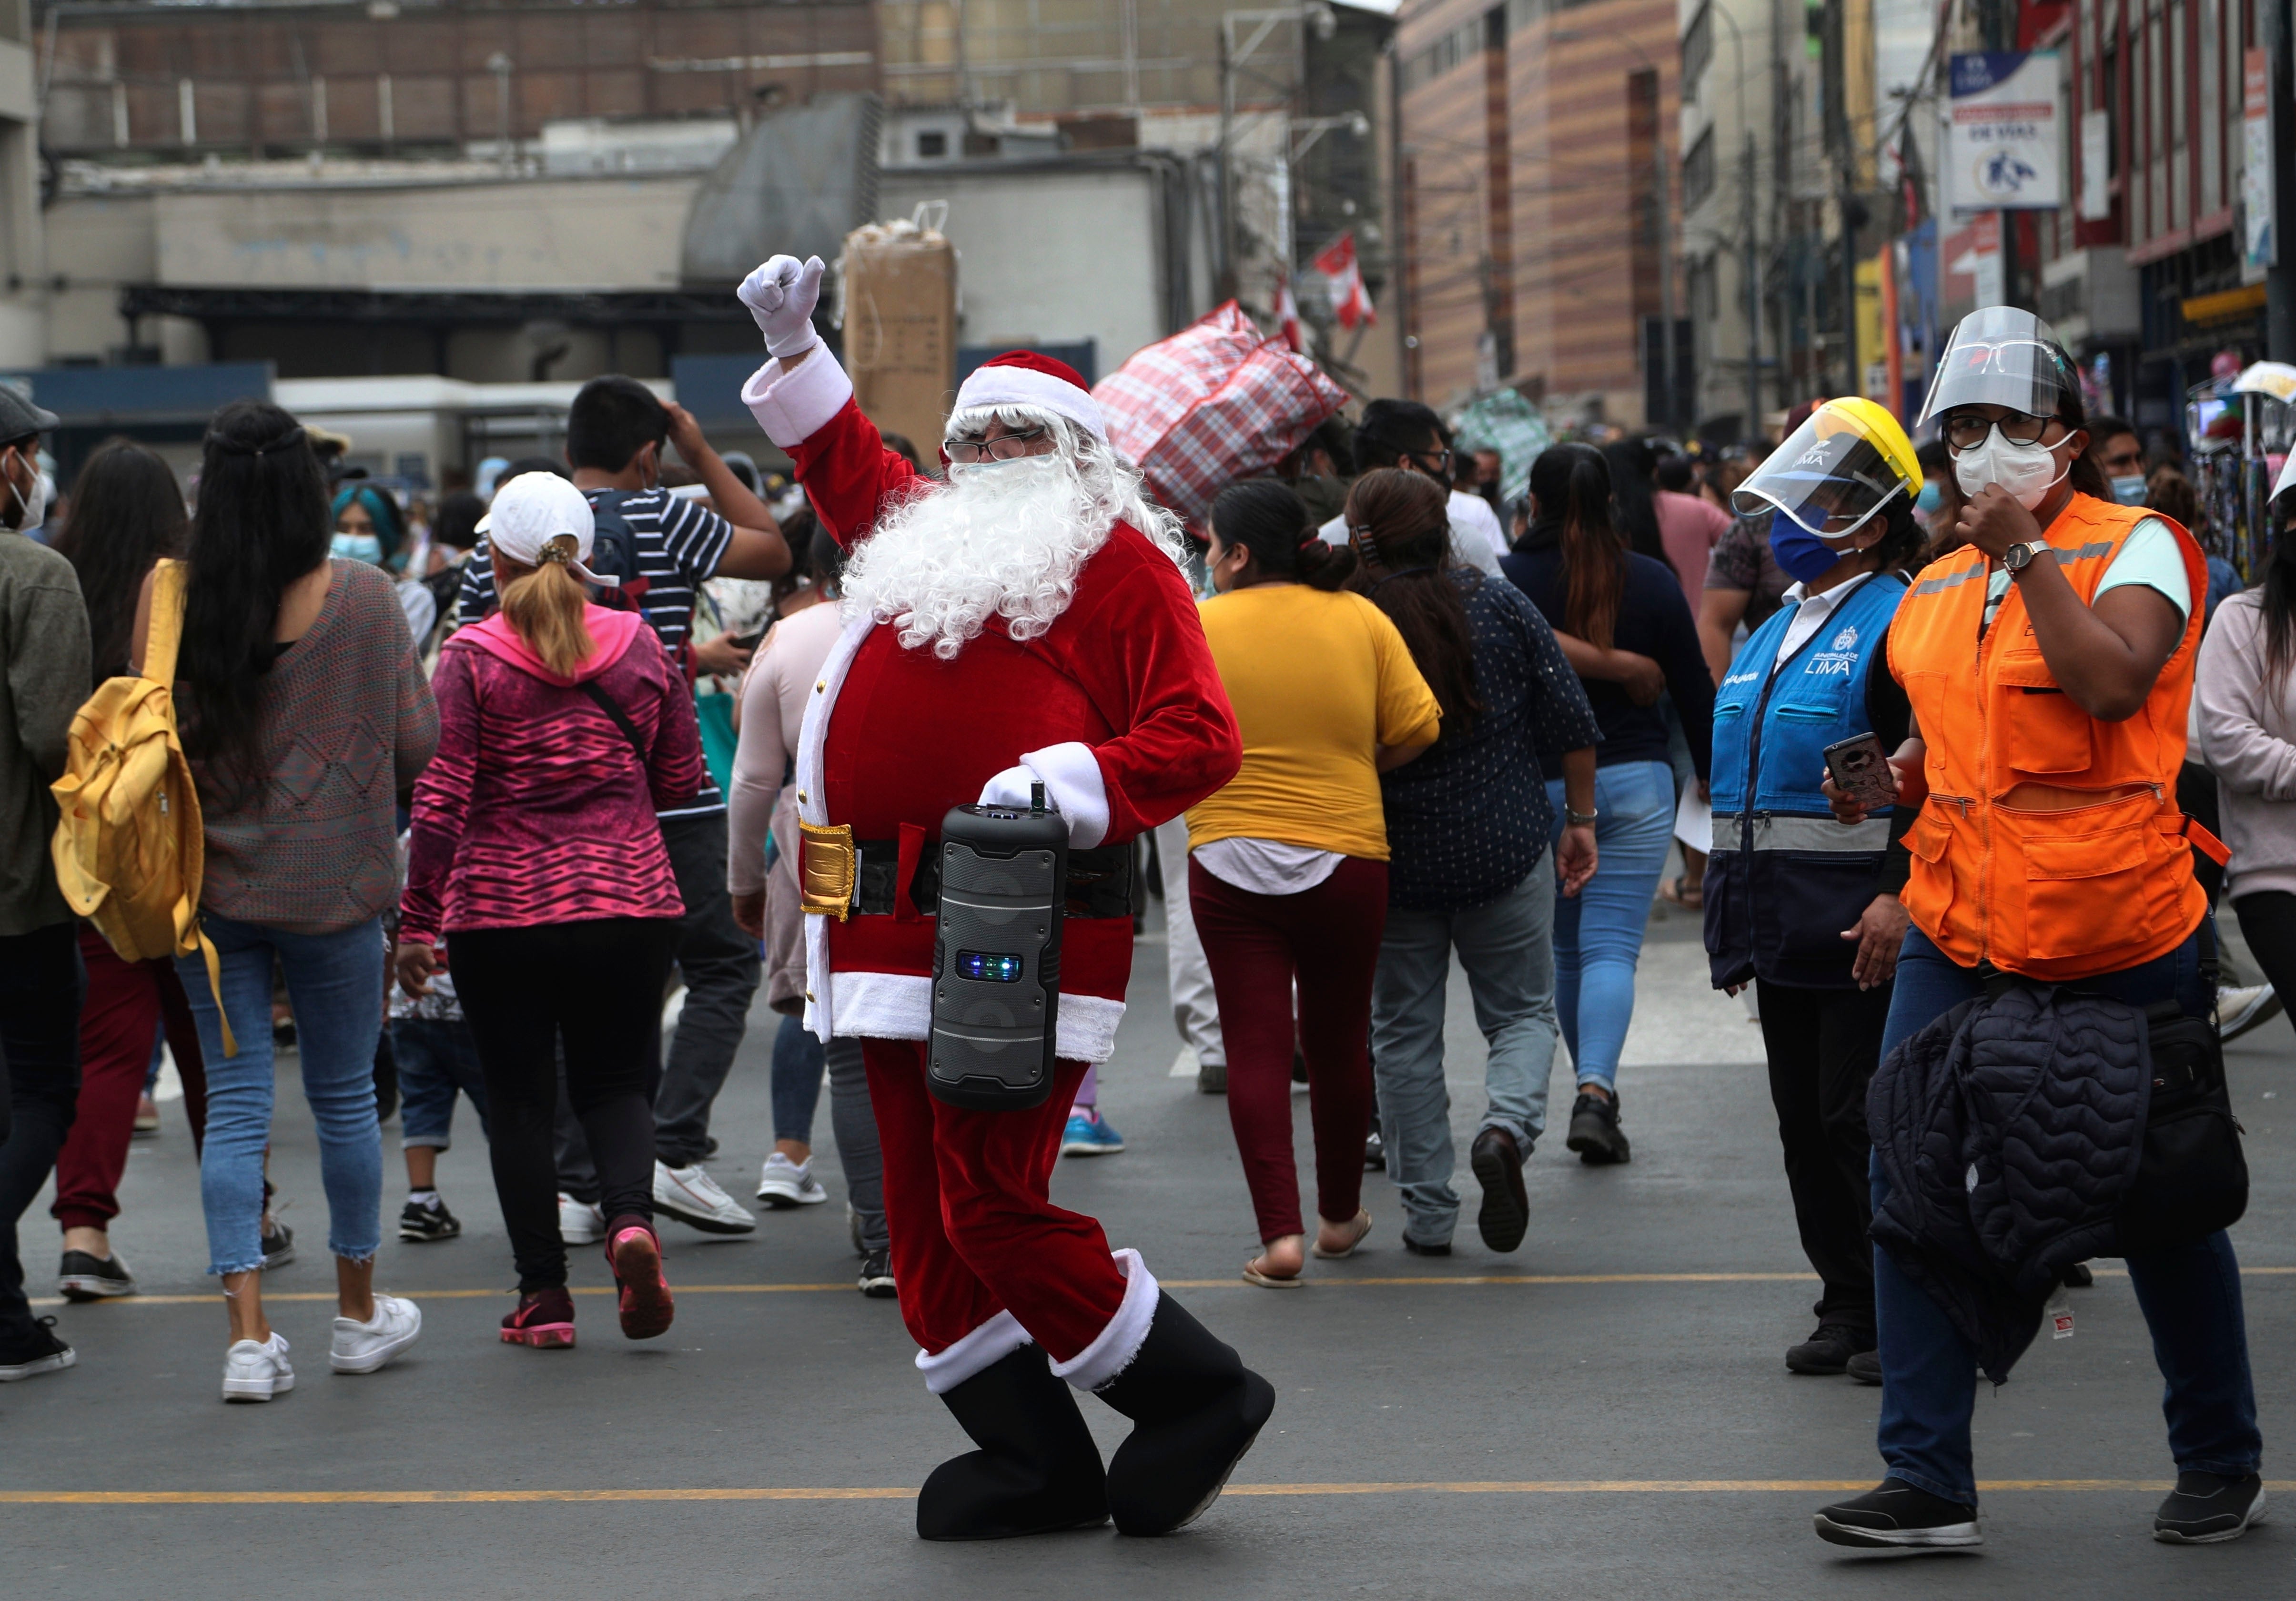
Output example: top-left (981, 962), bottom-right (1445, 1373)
top-left (1887, 492), bottom-right (2213, 982)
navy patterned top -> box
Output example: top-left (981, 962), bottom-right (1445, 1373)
top-left (1378, 570), bottom-right (1603, 911)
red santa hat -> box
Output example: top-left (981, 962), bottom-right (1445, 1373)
top-left (951, 350), bottom-right (1107, 444)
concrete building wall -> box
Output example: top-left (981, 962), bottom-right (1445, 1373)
top-left (151, 175), bottom-right (698, 293)
top-left (881, 164), bottom-right (1168, 371)
top-left (0, 4), bottom-right (41, 367)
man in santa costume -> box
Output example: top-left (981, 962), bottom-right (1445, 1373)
top-left (735, 253), bottom-right (1272, 1540)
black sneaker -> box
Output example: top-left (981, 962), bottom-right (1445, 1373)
top-left (1786, 1322), bottom-right (1872, 1376)
top-left (261, 1215), bottom-right (295, 1270)
top-left (1565, 1090), bottom-right (1631, 1165)
top-left (1846, 1348), bottom-right (1883, 1386)
top-left (2060, 1261), bottom-right (2094, 1288)
top-left (2154, 1471), bottom-right (2266, 1543)
top-left (397, 1196), bottom-right (462, 1243)
top-left (1401, 1235), bottom-right (1452, 1257)
top-left (1469, 1126), bottom-right (1530, 1252)
top-left (1814, 1478), bottom-right (1982, 1549)
top-left (1363, 1125), bottom-right (1386, 1171)
top-left (57, 1248), bottom-right (138, 1301)
top-left (858, 1248), bottom-right (898, 1299)
top-left (0, 1316), bottom-right (77, 1383)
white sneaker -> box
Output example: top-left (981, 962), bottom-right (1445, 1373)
top-left (221, 1332), bottom-right (294, 1403)
top-left (557, 1193), bottom-right (605, 1245)
top-left (2219, 983), bottom-right (2283, 1042)
top-left (756, 1153), bottom-right (829, 1208)
top-left (653, 1160), bottom-right (756, 1234)
top-left (330, 1293), bottom-right (422, 1375)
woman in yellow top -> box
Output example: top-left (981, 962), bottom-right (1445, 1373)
top-left (1189, 478), bottom-right (1443, 1286)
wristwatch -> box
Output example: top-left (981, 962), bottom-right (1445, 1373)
top-left (1565, 807), bottom-right (1599, 827)
top-left (2003, 540), bottom-right (2042, 576)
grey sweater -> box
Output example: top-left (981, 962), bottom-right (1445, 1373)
top-left (0, 532), bottom-right (91, 936)
top-left (2194, 589), bottom-right (2296, 900)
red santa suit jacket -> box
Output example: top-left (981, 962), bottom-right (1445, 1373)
top-left (744, 350), bottom-right (1242, 1060)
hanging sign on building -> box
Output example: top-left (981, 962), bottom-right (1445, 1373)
top-left (2241, 48), bottom-right (2276, 276)
top-left (1947, 52), bottom-right (2062, 213)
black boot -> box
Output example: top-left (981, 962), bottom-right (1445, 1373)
top-left (917, 1344), bottom-right (1108, 1540)
top-left (1092, 1293), bottom-right (1276, 1536)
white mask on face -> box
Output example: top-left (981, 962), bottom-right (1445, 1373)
top-left (1952, 423), bottom-right (2069, 511)
top-left (1, 450), bottom-right (35, 533)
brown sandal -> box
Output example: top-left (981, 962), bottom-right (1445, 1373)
top-left (1659, 872), bottom-right (1702, 911)
top-left (1311, 1208), bottom-right (1373, 1260)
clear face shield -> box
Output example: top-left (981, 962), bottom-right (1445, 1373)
top-left (1730, 405), bottom-right (1918, 542)
top-left (1918, 305), bottom-right (2078, 427)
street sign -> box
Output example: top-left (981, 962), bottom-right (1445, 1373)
top-left (1948, 52), bottom-right (2062, 213)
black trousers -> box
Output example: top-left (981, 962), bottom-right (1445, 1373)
top-left (1755, 978), bottom-right (1893, 1338)
top-left (452, 917), bottom-right (681, 1292)
top-left (0, 921), bottom-right (85, 1341)
top-left (2233, 891), bottom-right (2296, 1013)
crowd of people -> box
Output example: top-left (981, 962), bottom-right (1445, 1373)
top-left (0, 275), bottom-right (2285, 1552)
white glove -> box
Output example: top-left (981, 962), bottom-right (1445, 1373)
top-left (978, 765), bottom-right (1049, 813)
top-left (738, 255), bottom-right (826, 359)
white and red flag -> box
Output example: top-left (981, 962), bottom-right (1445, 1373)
top-left (1273, 273), bottom-right (1303, 352)
top-left (1311, 231), bottom-right (1374, 330)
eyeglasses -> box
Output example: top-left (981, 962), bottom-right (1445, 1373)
top-left (944, 428), bottom-right (1050, 464)
top-left (1407, 448), bottom-right (1455, 474)
top-left (1942, 412), bottom-right (2056, 450)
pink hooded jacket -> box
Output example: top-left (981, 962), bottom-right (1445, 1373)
top-left (400, 605), bottom-right (704, 943)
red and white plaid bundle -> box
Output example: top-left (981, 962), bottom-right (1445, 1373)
top-left (1092, 302), bottom-right (1350, 529)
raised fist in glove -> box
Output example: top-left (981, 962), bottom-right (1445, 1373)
top-left (739, 254), bottom-right (826, 359)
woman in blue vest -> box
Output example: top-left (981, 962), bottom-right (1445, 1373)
top-left (1704, 397), bottom-right (1926, 1383)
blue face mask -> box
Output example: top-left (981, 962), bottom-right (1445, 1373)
top-left (1915, 480), bottom-right (1943, 516)
top-left (2111, 474), bottom-right (2149, 506)
top-left (1767, 511), bottom-right (1848, 584)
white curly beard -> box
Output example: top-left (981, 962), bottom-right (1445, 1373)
top-left (839, 408), bottom-right (1187, 660)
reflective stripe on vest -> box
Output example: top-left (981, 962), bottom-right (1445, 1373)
top-left (1886, 493), bottom-right (2209, 981)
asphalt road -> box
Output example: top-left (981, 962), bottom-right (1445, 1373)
top-left (3, 899), bottom-right (2290, 1600)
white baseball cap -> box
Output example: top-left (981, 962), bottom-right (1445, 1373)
top-left (475, 471), bottom-right (617, 586)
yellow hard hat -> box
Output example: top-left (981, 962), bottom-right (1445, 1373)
top-left (1731, 396), bottom-right (1922, 538)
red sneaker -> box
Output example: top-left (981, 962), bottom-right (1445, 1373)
top-left (607, 1224), bottom-right (674, 1340)
top-left (501, 1287), bottom-right (576, 1349)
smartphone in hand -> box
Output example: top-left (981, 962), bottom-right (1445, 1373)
top-left (1822, 732), bottom-right (1899, 811)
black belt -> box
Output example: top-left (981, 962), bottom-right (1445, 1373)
top-left (853, 838), bottom-right (1135, 919)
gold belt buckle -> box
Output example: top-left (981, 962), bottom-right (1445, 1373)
top-left (798, 821), bottom-right (857, 922)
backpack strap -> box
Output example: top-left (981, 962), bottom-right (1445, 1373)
top-left (576, 679), bottom-right (648, 767)
top-left (144, 558), bottom-right (188, 684)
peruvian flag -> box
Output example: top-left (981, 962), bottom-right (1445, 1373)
top-left (1312, 230), bottom-right (1374, 330)
top-left (1273, 273), bottom-right (1303, 351)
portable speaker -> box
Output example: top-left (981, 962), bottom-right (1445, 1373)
top-left (927, 787), bottom-right (1067, 1110)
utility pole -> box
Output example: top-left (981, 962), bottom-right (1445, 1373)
top-left (1824, 0), bottom-right (1856, 399)
top-left (1713, 1), bottom-right (1762, 437)
top-left (2266, 0), bottom-right (2296, 359)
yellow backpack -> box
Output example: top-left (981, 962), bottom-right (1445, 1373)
top-left (49, 557), bottom-right (235, 1055)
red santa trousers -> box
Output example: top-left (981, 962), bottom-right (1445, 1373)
top-left (864, 1040), bottom-right (1156, 1390)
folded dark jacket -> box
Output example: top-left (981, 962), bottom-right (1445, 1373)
top-left (1867, 984), bottom-right (2153, 1383)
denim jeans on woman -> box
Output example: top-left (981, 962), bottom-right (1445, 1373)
top-left (1871, 923), bottom-right (2262, 1507)
top-left (1544, 759), bottom-right (1676, 1092)
top-left (1371, 861), bottom-right (1561, 1247)
top-left (174, 911), bottom-right (387, 1276)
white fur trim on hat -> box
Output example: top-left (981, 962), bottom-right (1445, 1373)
top-left (952, 363), bottom-right (1108, 443)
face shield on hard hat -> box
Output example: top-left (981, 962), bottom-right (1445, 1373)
top-left (1730, 396), bottom-right (1921, 541)
top-left (1918, 305), bottom-right (2078, 426)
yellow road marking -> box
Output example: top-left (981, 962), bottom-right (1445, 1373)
top-left (5, 1479), bottom-right (2289, 1506)
top-left (29, 1264), bottom-right (2296, 1309)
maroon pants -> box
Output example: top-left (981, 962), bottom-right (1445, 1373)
top-left (865, 1039), bottom-right (1126, 1361)
top-left (51, 928), bottom-right (208, 1232)
top-left (1189, 856), bottom-right (1386, 1242)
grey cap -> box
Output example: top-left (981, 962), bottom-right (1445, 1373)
top-left (0, 383), bottom-right (58, 445)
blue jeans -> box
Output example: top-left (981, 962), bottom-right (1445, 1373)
top-left (1871, 923), bottom-right (2262, 1506)
top-left (393, 1016), bottom-right (490, 1152)
top-left (1371, 863), bottom-right (1561, 1246)
top-left (175, 912), bottom-right (387, 1275)
top-left (1545, 759), bottom-right (1676, 1093)
top-left (771, 1012), bottom-right (825, 1145)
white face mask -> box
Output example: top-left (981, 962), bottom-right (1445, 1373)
top-left (1, 450), bottom-right (36, 533)
top-left (1953, 424), bottom-right (2069, 510)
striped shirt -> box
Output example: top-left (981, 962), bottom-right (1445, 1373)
top-left (457, 486), bottom-right (734, 817)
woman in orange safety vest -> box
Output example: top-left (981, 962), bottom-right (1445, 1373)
top-left (1809, 308), bottom-right (2262, 1552)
